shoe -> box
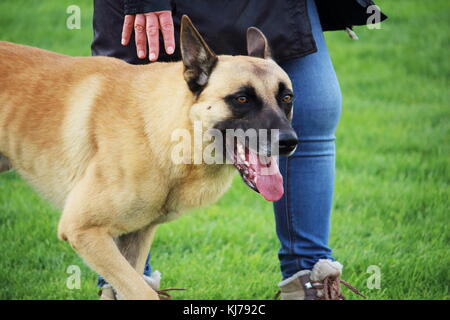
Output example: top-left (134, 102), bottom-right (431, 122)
top-left (99, 270), bottom-right (161, 300)
top-left (98, 284), bottom-right (116, 300)
top-left (277, 259), bottom-right (365, 300)
top-left (143, 270), bottom-right (161, 290)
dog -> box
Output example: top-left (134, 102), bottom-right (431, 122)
top-left (0, 16), bottom-right (298, 299)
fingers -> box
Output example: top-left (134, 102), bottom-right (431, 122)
top-left (134, 14), bottom-right (147, 59)
top-left (157, 11), bottom-right (175, 55)
top-left (121, 15), bottom-right (135, 46)
top-left (122, 10), bottom-right (175, 61)
top-left (145, 13), bottom-right (159, 62)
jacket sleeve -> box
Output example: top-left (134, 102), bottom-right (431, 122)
top-left (315, 0), bottom-right (387, 31)
top-left (123, 0), bottom-right (172, 15)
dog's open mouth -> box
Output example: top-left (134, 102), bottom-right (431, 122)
top-left (226, 139), bottom-right (284, 202)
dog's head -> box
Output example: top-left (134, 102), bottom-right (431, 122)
top-left (180, 16), bottom-right (298, 202)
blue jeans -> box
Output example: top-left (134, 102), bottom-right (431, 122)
top-left (274, 0), bottom-right (342, 279)
top-left (98, 0), bottom-right (341, 287)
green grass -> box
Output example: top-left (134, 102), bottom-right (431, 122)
top-left (0, 0), bottom-right (449, 300)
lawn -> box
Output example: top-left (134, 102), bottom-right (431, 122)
top-left (0, 0), bottom-right (449, 300)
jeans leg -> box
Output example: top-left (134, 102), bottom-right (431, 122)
top-left (274, 0), bottom-right (342, 279)
top-left (143, 253), bottom-right (152, 277)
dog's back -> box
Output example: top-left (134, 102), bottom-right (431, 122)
top-left (0, 42), bottom-right (202, 211)
top-left (0, 42), bottom-right (126, 206)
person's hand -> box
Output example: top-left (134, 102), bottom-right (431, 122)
top-left (121, 10), bottom-right (175, 62)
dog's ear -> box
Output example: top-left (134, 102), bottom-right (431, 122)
top-left (180, 15), bottom-right (218, 94)
top-left (246, 27), bottom-right (271, 59)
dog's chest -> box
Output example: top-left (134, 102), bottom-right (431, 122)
top-left (155, 165), bottom-right (236, 224)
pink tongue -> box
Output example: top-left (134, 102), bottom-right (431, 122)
top-left (248, 149), bottom-right (284, 202)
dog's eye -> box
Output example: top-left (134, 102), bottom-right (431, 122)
top-left (235, 96), bottom-right (249, 104)
top-left (282, 94), bottom-right (293, 103)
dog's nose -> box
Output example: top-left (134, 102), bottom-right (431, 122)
top-left (278, 130), bottom-right (298, 155)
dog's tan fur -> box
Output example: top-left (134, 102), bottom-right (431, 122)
top-left (0, 18), bottom-right (292, 299)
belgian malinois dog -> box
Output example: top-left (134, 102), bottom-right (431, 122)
top-left (0, 16), bottom-right (298, 299)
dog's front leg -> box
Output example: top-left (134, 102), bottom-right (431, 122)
top-left (116, 224), bottom-right (158, 277)
top-left (58, 172), bottom-right (159, 300)
top-left (100, 224), bottom-right (158, 300)
top-left (60, 225), bottom-right (159, 300)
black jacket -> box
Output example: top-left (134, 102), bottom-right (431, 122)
top-left (93, 0), bottom-right (387, 63)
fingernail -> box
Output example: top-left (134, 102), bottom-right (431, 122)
top-left (138, 50), bottom-right (145, 58)
top-left (149, 53), bottom-right (156, 61)
top-left (167, 46), bottom-right (174, 54)
top-left (121, 38), bottom-right (126, 45)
